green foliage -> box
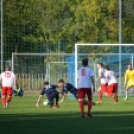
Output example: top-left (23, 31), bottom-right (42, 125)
top-left (2, 0), bottom-right (134, 61)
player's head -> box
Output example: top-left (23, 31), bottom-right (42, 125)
top-left (58, 79), bottom-right (65, 89)
top-left (44, 82), bottom-right (49, 86)
top-left (82, 58), bottom-right (88, 66)
top-left (97, 62), bottom-right (103, 69)
top-left (104, 66), bottom-right (109, 71)
top-left (128, 64), bottom-right (133, 70)
top-left (5, 66), bottom-right (11, 71)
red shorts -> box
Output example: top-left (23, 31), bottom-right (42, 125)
top-left (100, 84), bottom-right (107, 93)
top-left (2, 87), bottom-right (12, 96)
top-left (78, 88), bottom-right (92, 100)
top-left (107, 83), bottom-right (118, 96)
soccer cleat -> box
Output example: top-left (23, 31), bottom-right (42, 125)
top-left (96, 101), bottom-right (102, 104)
top-left (92, 102), bottom-right (96, 106)
top-left (88, 113), bottom-right (92, 117)
top-left (81, 114), bottom-right (84, 118)
top-left (124, 97), bottom-right (128, 101)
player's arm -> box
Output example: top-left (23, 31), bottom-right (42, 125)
top-left (96, 71), bottom-right (102, 81)
top-left (105, 74), bottom-right (109, 84)
top-left (13, 76), bottom-right (17, 90)
top-left (90, 76), bottom-right (95, 93)
top-left (36, 95), bottom-right (43, 108)
top-left (36, 88), bottom-right (45, 108)
top-left (58, 94), bottom-right (68, 104)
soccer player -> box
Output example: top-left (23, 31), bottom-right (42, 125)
top-left (124, 64), bottom-right (134, 100)
top-left (57, 79), bottom-right (96, 105)
top-left (104, 66), bottom-right (118, 104)
top-left (77, 58), bottom-right (95, 118)
top-left (13, 84), bottom-right (24, 97)
top-left (96, 63), bottom-right (107, 104)
top-left (0, 66), bottom-right (16, 108)
top-left (36, 82), bottom-right (59, 108)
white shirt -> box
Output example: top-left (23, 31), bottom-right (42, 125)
top-left (98, 68), bottom-right (106, 84)
top-left (0, 71), bottom-right (16, 87)
top-left (105, 71), bottom-right (117, 85)
top-left (77, 66), bottom-right (94, 88)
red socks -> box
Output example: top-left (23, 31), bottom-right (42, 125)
top-left (7, 96), bottom-right (12, 102)
top-left (79, 101), bottom-right (84, 115)
top-left (88, 101), bottom-right (92, 114)
top-left (2, 97), bottom-right (6, 108)
top-left (98, 91), bottom-right (102, 102)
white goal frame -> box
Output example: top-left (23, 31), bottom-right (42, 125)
top-left (75, 44), bottom-right (134, 95)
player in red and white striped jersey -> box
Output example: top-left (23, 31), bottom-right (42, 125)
top-left (96, 63), bottom-right (107, 104)
top-left (77, 58), bottom-right (95, 118)
top-left (104, 66), bottom-right (118, 104)
top-left (0, 66), bottom-right (16, 108)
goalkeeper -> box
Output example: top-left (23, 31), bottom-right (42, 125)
top-left (13, 84), bottom-right (24, 97)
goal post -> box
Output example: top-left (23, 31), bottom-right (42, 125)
top-left (75, 44), bottom-right (134, 96)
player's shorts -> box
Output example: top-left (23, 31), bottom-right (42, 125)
top-left (78, 88), bottom-right (92, 99)
top-left (107, 83), bottom-right (118, 96)
top-left (100, 83), bottom-right (107, 93)
top-left (2, 87), bottom-right (12, 96)
top-left (126, 83), bottom-right (134, 89)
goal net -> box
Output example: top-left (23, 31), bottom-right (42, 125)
top-left (75, 44), bottom-right (134, 96)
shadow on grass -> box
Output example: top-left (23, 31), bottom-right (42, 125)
top-left (0, 111), bottom-right (134, 134)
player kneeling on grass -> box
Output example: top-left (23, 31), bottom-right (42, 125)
top-left (58, 79), bottom-right (95, 105)
top-left (104, 66), bottom-right (118, 104)
top-left (36, 82), bottom-right (59, 108)
top-left (13, 84), bottom-right (24, 97)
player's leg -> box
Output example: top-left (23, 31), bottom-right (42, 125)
top-left (78, 88), bottom-right (85, 117)
top-left (6, 87), bottom-right (12, 108)
top-left (1, 87), bottom-right (7, 108)
top-left (124, 84), bottom-right (132, 100)
top-left (86, 89), bottom-right (92, 116)
top-left (107, 84), bottom-right (114, 98)
top-left (113, 83), bottom-right (118, 104)
top-left (96, 86), bottom-right (102, 104)
top-left (55, 93), bottom-right (59, 107)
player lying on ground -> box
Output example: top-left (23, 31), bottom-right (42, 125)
top-left (124, 64), bottom-right (134, 100)
top-left (104, 66), bottom-right (118, 104)
top-left (0, 66), bottom-right (16, 109)
top-left (13, 84), bottom-right (24, 97)
top-left (36, 82), bottom-right (59, 108)
top-left (57, 79), bottom-right (96, 105)
top-left (96, 63), bottom-right (108, 104)
top-left (77, 58), bottom-right (95, 118)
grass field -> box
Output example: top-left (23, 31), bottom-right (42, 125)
top-left (0, 96), bottom-right (134, 134)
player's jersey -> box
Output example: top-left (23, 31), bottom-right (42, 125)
top-left (40, 84), bottom-right (58, 97)
top-left (98, 68), bottom-right (106, 84)
top-left (0, 71), bottom-right (15, 87)
top-left (61, 83), bottom-right (77, 97)
top-left (105, 71), bottom-right (117, 85)
top-left (77, 66), bottom-right (94, 88)
top-left (124, 69), bottom-right (134, 83)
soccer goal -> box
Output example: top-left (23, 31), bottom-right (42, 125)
top-left (12, 53), bottom-right (76, 90)
top-left (75, 44), bottom-right (134, 96)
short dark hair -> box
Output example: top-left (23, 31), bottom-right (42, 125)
top-left (6, 66), bottom-right (11, 71)
top-left (58, 79), bottom-right (64, 83)
top-left (104, 66), bottom-right (110, 70)
top-left (82, 58), bottom-right (88, 66)
top-left (44, 82), bottom-right (49, 85)
top-left (128, 63), bottom-right (132, 66)
top-left (97, 62), bottom-right (103, 67)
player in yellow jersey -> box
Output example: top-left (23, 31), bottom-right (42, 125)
top-left (124, 64), bottom-right (134, 100)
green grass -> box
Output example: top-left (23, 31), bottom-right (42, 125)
top-left (0, 96), bottom-right (134, 134)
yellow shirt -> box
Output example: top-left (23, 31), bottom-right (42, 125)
top-left (125, 69), bottom-right (134, 84)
